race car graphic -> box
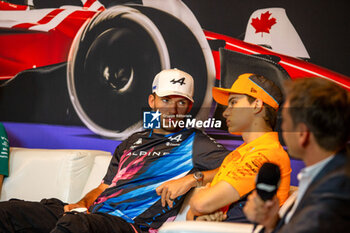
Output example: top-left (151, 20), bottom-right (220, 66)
top-left (0, 0), bottom-right (349, 139)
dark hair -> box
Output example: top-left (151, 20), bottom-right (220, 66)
top-left (285, 78), bottom-right (350, 152)
top-left (246, 75), bottom-right (283, 129)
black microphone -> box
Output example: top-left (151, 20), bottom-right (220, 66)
top-left (252, 163), bottom-right (281, 233)
top-left (256, 162), bottom-right (281, 201)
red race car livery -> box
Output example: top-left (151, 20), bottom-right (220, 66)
top-left (0, 0), bottom-right (349, 139)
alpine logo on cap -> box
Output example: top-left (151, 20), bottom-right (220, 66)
top-left (170, 77), bottom-right (186, 85)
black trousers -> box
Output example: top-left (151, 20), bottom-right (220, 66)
top-left (0, 199), bottom-right (141, 233)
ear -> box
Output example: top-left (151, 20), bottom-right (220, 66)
top-left (186, 102), bottom-right (193, 113)
top-left (253, 99), bottom-right (264, 114)
top-left (298, 123), bottom-right (310, 148)
top-left (148, 94), bottom-right (155, 110)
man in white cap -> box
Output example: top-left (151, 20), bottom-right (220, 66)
top-left (0, 69), bottom-right (229, 233)
top-left (148, 68), bottom-right (194, 134)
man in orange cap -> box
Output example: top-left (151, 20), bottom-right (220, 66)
top-left (157, 73), bottom-right (291, 222)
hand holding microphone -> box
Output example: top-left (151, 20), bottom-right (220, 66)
top-left (244, 163), bottom-right (281, 231)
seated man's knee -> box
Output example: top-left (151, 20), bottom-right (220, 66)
top-left (0, 199), bottom-right (26, 215)
top-left (53, 213), bottom-right (88, 233)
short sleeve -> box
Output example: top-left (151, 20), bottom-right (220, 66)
top-left (216, 150), bottom-right (269, 197)
top-left (0, 123), bottom-right (9, 176)
top-left (192, 130), bottom-right (230, 171)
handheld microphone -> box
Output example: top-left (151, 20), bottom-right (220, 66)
top-left (252, 163), bottom-right (281, 233)
top-left (256, 162), bottom-right (281, 201)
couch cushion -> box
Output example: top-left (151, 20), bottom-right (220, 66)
top-left (1, 148), bottom-right (111, 203)
top-left (81, 154), bottom-right (112, 198)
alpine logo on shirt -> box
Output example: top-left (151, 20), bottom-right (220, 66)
top-left (92, 130), bottom-right (196, 226)
top-left (166, 134), bottom-right (183, 146)
top-left (126, 151), bottom-right (170, 157)
top-left (128, 134), bottom-right (184, 155)
top-left (168, 134), bottom-right (183, 142)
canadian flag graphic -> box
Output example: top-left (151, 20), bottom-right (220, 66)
top-left (244, 8), bottom-right (310, 59)
top-left (251, 11), bottom-right (276, 37)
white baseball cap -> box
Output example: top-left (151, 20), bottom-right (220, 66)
top-left (152, 69), bottom-right (194, 102)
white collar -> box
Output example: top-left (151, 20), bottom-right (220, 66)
top-left (298, 155), bottom-right (335, 183)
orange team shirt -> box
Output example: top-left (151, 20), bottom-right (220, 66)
top-left (211, 132), bottom-right (291, 210)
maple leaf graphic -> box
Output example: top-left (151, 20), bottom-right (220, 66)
top-left (251, 11), bottom-right (277, 37)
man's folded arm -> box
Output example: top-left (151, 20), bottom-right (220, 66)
top-left (188, 180), bottom-right (240, 218)
top-left (64, 183), bottom-right (109, 212)
top-left (156, 168), bottom-right (219, 208)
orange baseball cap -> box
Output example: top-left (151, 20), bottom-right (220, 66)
top-left (212, 73), bottom-right (280, 109)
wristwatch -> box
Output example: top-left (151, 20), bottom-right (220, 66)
top-left (193, 171), bottom-right (204, 187)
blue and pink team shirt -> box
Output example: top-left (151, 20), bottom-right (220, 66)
top-left (90, 128), bottom-right (228, 230)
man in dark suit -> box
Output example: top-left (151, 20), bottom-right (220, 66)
top-left (244, 77), bottom-right (350, 233)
